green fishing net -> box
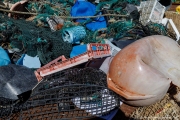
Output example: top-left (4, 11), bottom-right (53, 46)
top-left (105, 21), bottom-right (176, 40)
top-left (79, 19), bottom-right (176, 44)
top-left (96, 0), bottom-right (147, 11)
top-left (0, 0), bottom-right (177, 65)
top-left (0, 13), bottom-right (72, 64)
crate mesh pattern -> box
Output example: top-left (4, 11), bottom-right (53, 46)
top-left (139, 0), bottom-right (166, 25)
top-left (0, 67), bottom-right (120, 120)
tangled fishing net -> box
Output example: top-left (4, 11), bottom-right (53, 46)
top-left (130, 93), bottom-right (180, 120)
top-left (0, 67), bottom-right (120, 119)
top-left (0, 0), bottom-right (179, 119)
top-left (0, 13), bottom-right (72, 64)
top-left (0, 0), bottom-right (177, 85)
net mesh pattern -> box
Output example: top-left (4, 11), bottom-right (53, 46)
top-left (0, 67), bottom-right (120, 119)
top-left (0, 1), bottom-right (177, 51)
top-left (130, 93), bottom-right (180, 120)
top-left (0, 13), bottom-right (72, 64)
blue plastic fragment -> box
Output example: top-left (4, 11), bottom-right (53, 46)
top-left (0, 47), bottom-right (11, 66)
top-left (71, 0), bottom-right (107, 31)
top-left (16, 54), bottom-right (41, 68)
top-left (70, 44), bottom-right (96, 58)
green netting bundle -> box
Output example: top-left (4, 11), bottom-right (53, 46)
top-left (36, 40), bottom-right (53, 64)
top-left (0, 0), bottom-right (176, 65)
top-left (50, 33), bottom-right (72, 59)
top-left (107, 20), bottom-right (134, 39)
top-left (0, 13), bottom-right (72, 65)
top-left (27, 3), bottom-right (59, 15)
top-left (60, 18), bottom-right (176, 44)
top-left (96, 0), bottom-right (147, 11)
top-left (105, 21), bottom-right (176, 41)
top-left (81, 30), bottom-right (100, 44)
top-left (36, 29), bottom-right (72, 64)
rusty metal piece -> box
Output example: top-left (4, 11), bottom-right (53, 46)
top-left (35, 43), bottom-right (111, 81)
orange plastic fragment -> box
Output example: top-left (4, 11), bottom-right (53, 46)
top-left (35, 43), bottom-right (111, 81)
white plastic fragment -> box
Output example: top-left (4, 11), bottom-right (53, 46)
top-left (139, 0), bottom-right (166, 25)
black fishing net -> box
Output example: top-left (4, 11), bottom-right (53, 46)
top-left (0, 67), bottom-right (120, 119)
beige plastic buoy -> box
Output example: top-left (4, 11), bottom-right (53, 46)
top-left (107, 35), bottom-right (180, 106)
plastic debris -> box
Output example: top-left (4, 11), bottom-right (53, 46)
top-left (70, 44), bottom-right (87, 58)
top-left (99, 57), bottom-right (114, 74)
top-left (176, 5), bottom-right (180, 13)
top-left (8, 0), bottom-right (29, 18)
top-left (72, 89), bottom-right (117, 115)
top-left (111, 39), bottom-right (137, 49)
top-left (16, 54), bottom-right (41, 68)
top-left (0, 0), bottom-right (179, 119)
top-left (71, 0), bottom-right (107, 31)
top-left (161, 18), bottom-right (180, 41)
top-left (108, 35), bottom-right (180, 106)
top-left (0, 47), bottom-right (10, 66)
top-left (0, 64), bottom-right (37, 100)
top-left (35, 43), bottom-right (111, 81)
top-left (139, 0), bottom-right (166, 25)
top-left (62, 26), bottom-right (86, 44)
top-left (0, 67), bottom-right (120, 119)
top-left (104, 39), bottom-right (121, 56)
top-left (46, 16), bottom-right (64, 31)
top-left (159, 0), bottom-right (172, 10)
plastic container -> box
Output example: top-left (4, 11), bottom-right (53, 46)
top-left (62, 26), bottom-right (86, 44)
top-left (46, 16), bottom-right (64, 31)
top-left (139, 0), bottom-right (166, 25)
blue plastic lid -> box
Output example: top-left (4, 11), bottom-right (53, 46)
top-left (71, 1), bottom-right (107, 31)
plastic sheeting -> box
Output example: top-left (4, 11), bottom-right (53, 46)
top-left (0, 64), bottom-right (38, 100)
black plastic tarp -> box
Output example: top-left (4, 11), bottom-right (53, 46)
top-left (0, 64), bottom-right (37, 100)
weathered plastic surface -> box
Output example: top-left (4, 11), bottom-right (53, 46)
top-left (35, 43), bottom-right (111, 81)
top-left (0, 64), bottom-right (37, 100)
top-left (107, 35), bottom-right (180, 106)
